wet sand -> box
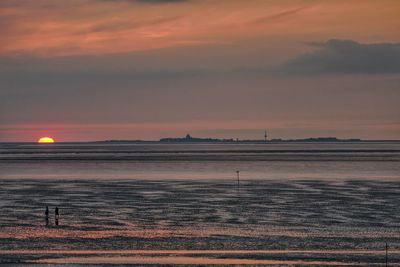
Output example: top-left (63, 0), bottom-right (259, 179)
top-left (3, 249), bottom-right (400, 266)
top-left (1, 179), bottom-right (399, 265)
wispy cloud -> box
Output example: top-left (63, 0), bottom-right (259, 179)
top-left (250, 6), bottom-right (310, 25)
top-left (0, 0), bottom-right (399, 58)
top-left (100, 0), bottom-right (188, 4)
top-left (136, 0), bottom-right (188, 3)
top-left (0, 0), bottom-right (320, 57)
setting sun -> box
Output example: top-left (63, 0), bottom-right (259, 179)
top-left (38, 137), bottom-right (55, 143)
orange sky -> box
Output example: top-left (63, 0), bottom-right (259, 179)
top-left (1, 0), bottom-right (399, 57)
top-left (0, 0), bottom-right (399, 141)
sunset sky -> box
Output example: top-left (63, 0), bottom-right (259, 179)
top-left (1, 0), bottom-right (399, 141)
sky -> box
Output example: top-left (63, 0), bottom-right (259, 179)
top-left (0, 0), bottom-right (399, 141)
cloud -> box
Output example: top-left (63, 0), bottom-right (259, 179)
top-left (137, 0), bottom-right (187, 3)
top-left (100, 0), bottom-right (188, 3)
top-left (283, 39), bottom-right (400, 74)
top-left (250, 6), bottom-right (309, 25)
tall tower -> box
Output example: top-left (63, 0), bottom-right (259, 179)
top-left (264, 129), bottom-right (268, 142)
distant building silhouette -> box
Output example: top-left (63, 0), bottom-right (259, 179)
top-left (100, 134), bottom-right (362, 144)
top-left (160, 134), bottom-right (234, 143)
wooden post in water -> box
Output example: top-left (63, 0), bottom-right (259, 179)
top-left (386, 242), bottom-right (388, 267)
top-left (236, 170), bottom-right (240, 187)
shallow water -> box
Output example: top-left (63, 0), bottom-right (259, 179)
top-left (0, 142), bottom-right (399, 265)
top-left (1, 142), bottom-right (400, 181)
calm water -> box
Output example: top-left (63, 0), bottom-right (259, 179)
top-left (0, 142), bottom-right (399, 266)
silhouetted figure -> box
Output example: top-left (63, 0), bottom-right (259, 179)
top-left (55, 207), bottom-right (59, 226)
top-left (45, 206), bottom-right (49, 226)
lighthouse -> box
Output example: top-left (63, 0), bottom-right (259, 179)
top-left (264, 129), bottom-right (268, 142)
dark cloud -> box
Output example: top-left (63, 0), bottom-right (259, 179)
top-left (283, 39), bottom-right (400, 74)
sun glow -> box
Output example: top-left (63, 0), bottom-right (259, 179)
top-left (38, 137), bottom-right (55, 143)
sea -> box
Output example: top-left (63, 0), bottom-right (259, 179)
top-left (0, 141), bottom-right (399, 266)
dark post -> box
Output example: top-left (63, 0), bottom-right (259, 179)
top-left (386, 242), bottom-right (388, 267)
top-left (236, 170), bottom-right (240, 186)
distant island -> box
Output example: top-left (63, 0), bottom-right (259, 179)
top-left (97, 134), bottom-right (361, 144)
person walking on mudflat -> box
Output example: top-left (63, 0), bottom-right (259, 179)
top-left (55, 207), bottom-right (59, 226)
